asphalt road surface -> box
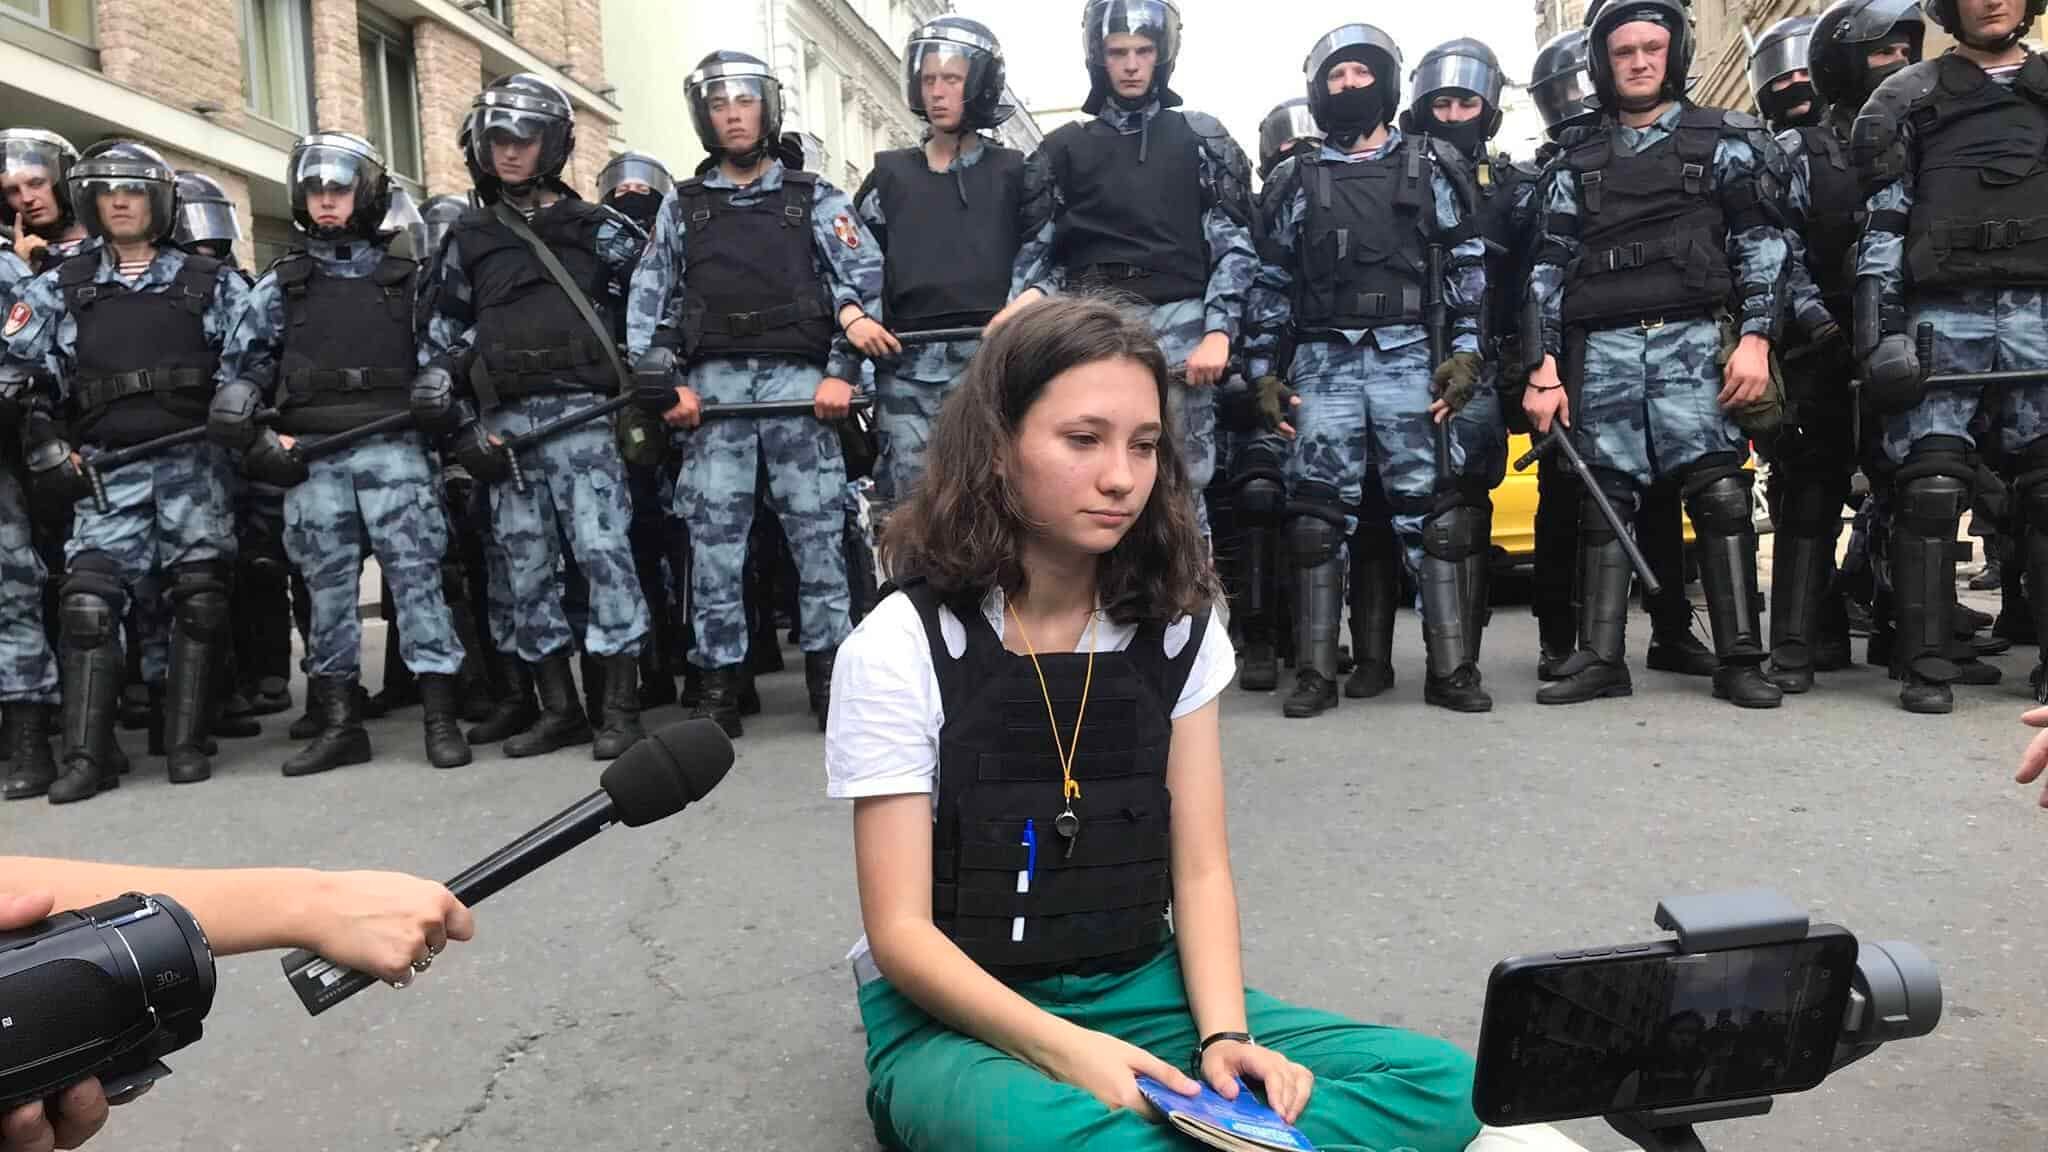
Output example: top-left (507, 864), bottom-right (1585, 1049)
top-left (3, 602), bottom-right (2041, 1152)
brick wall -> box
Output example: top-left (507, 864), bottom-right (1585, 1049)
top-left (509, 0), bottom-right (569, 69)
top-left (567, 117), bottom-right (610, 201)
top-left (159, 147), bottom-right (257, 275)
top-left (414, 18), bottom-right (484, 197)
top-left (95, 0), bottom-right (247, 129)
top-left (310, 0), bottom-right (368, 135)
top-left (565, 0), bottom-right (605, 90)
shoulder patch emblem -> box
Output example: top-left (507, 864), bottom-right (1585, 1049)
top-left (2, 302), bottom-right (30, 339)
top-left (832, 214), bottom-right (862, 249)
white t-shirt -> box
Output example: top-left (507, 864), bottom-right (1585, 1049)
top-left (825, 585), bottom-right (1237, 964)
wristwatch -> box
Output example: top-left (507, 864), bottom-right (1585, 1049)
top-left (1191, 1030), bottom-right (1255, 1073)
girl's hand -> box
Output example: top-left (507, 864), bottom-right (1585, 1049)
top-left (1199, 1039), bottom-right (1315, 1125)
top-left (1043, 1026), bottom-right (1202, 1119)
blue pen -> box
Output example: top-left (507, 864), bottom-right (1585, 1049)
top-left (1014, 820), bottom-right (1038, 943)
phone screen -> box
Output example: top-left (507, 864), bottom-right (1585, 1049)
top-left (1474, 931), bottom-right (1859, 1125)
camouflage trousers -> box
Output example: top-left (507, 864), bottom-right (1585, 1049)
top-left (65, 441), bottom-right (235, 684)
top-left (283, 432), bottom-right (463, 680)
top-left (1885, 288), bottom-right (2048, 463)
top-left (1143, 299), bottom-right (1218, 536)
top-left (1287, 337), bottom-right (1463, 573)
top-left (676, 356), bottom-right (850, 668)
top-left (874, 337), bottom-right (977, 508)
top-left (0, 469), bottom-right (57, 703)
top-left (482, 392), bottom-right (649, 661)
top-left (1573, 319), bottom-right (1749, 489)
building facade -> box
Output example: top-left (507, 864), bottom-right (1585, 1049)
top-left (2, 0), bottom-right (620, 270)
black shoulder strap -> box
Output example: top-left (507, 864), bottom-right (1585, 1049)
top-left (780, 170), bottom-right (817, 228)
top-left (274, 253), bottom-right (315, 327)
top-left (372, 253), bottom-right (417, 321)
top-left (1123, 604), bottom-right (1212, 712)
top-left (899, 579), bottom-right (986, 714)
top-left (489, 201), bottom-right (630, 395)
top-left (172, 253), bottom-right (220, 315)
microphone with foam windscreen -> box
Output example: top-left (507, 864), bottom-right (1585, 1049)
top-left (280, 719), bottom-right (734, 1016)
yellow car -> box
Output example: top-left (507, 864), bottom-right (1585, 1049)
top-left (1490, 433), bottom-right (1767, 565)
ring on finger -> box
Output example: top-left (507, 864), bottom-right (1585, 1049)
top-left (412, 955), bottom-right (434, 974)
top-left (388, 971), bottom-right (414, 989)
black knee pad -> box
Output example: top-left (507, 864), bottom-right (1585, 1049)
top-left (1239, 475), bottom-right (1284, 520)
top-left (1896, 473), bottom-right (1968, 538)
top-left (1894, 434), bottom-right (1974, 490)
top-left (170, 561), bottom-right (232, 641)
top-left (1422, 498), bottom-right (1488, 562)
top-left (1286, 482), bottom-right (1347, 569)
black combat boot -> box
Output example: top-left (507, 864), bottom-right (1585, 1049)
top-left (1765, 532), bottom-right (1832, 694)
top-left (505, 653), bottom-right (592, 757)
top-left (579, 649), bottom-right (605, 728)
top-left (591, 653), bottom-right (644, 760)
top-left (418, 672), bottom-right (473, 769)
top-left (1891, 466), bottom-right (1968, 714)
top-left (1419, 505), bottom-right (1491, 713)
top-left (164, 575), bottom-right (224, 784)
top-left (50, 590), bottom-right (124, 805)
top-left (367, 620), bottom-right (419, 718)
top-left (1282, 499), bottom-right (1346, 719)
top-left (1344, 523), bottom-right (1397, 699)
top-left (1539, 491), bottom-right (1637, 705)
top-left (805, 648), bottom-right (836, 732)
top-left (690, 665), bottom-right (745, 738)
top-left (1, 704), bottom-right (57, 801)
top-left (283, 675), bottom-right (373, 777)
top-left (467, 652), bottom-right (539, 745)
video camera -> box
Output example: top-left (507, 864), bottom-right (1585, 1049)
top-left (1473, 889), bottom-right (1940, 1150)
top-left (0, 893), bottom-right (216, 1110)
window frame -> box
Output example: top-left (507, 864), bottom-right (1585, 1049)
top-left (241, 0), bottom-right (315, 133)
top-left (358, 11), bottom-right (424, 182)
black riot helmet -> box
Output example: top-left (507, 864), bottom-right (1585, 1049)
top-left (1586, 0), bottom-right (1696, 111)
top-left (288, 131), bottom-right (392, 241)
top-left (686, 51), bottom-right (784, 167)
top-left (67, 140), bottom-right (178, 244)
top-left (1303, 24), bottom-right (1403, 142)
top-left (904, 16), bottom-right (1015, 131)
top-left (1748, 16), bottom-right (1820, 129)
top-left (419, 194), bottom-right (469, 262)
top-left (171, 171), bottom-right (241, 257)
top-left (1257, 98), bottom-right (1323, 178)
top-left (0, 128), bottom-right (79, 235)
top-left (1927, 0), bottom-right (2043, 49)
top-left (380, 183), bottom-right (426, 258)
top-left (1531, 29), bottom-right (1600, 138)
top-left (1809, 0), bottom-right (1925, 109)
top-left (465, 73), bottom-right (576, 203)
top-left (597, 151), bottom-right (674, 200)
top-left (1081, 0), bottom-right (1183, 114)
top-left (1408, 38), bottom-right (1507, 142)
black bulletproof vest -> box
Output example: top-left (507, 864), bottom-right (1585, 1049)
top-left (1294, 145), bottom-right (1431, 330)
top-left (1474, 156), bottom-right (1537, 350)
top-left (451, 199), bottom-right (617, 396)
top-left (1795, 121), bottom-right (1864, 315)
top-left (1046, 111), bottom-right (1208, 305)
top-left (60, 250), bottom-right (221, 448)
top-left (677, 170), bottom-right (834, 365)
top-left (904, 580), bottom-right (1206, 981)
top-left (1561, 108), bottom-right (1735, 326)
top-left (1903, 54), bottom-right (2048, 290)
top-left (871, 146), bottom-right (1026, 331)
top-left (272, 251), bottom-right (418, 434)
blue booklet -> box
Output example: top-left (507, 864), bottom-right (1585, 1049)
top-left (1135, 1076), bottom-right (1317, 1151)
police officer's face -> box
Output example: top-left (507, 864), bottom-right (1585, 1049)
top-left (1003, 356), bottom-right (1161, 558)
top-left (2, 166), bottom-right (60, 229)
top-left (921, 54), bottom-right (972, 132)
top-left (611, 179), bottom-right (654, 196)
top-left (1957, 0), bottom-right (2022, 41)
top-left (1607, 22), bottom-right (1671, 104)
top-left (1324, 60), bottom-right (1375, 94)
top-left (97, 185), bottom-right (151, 243)
top-left (308, 184), bottom-right (353, 229)
top-left (708, 87), bottom-right (763, 154)
top-left (491, 134), bottom-right (543, 184)
top-left (1865, 42), bottom-right (1912, 71)
top-left (1769, 68), bottom-right (1813, 118)
top-left (1103, 33), bottom-right (1158, 99)
top-left (1430, 93), bottom-right (1486, 123)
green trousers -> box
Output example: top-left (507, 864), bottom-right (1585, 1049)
top-left (858, 943), bottom-right (1483, 1152)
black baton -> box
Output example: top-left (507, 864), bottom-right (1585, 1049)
top-left (1515, 424), bottom-right (1662, 598)
top-left (76, 425), bottom-right (212, 513)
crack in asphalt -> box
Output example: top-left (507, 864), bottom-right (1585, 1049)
top-left (404, 1008), bottom-right (601, 1152)
top-left (625, 833), bottom-right (693, 1004)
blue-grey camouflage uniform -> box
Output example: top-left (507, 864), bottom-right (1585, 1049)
top-left (1244, 133), bottom-right (1488, 571)
top-left (219, 237), bottom-right (462, 680)
top-left (2, 243), bottom-right (247, 683)
top-left (422, 199), bottom-right (651, 663)
top-left (0, 246), bottom-right (58, 704)
top-left (1011, 100), bottom-right (1259, 532)
top-left (1527, 103), bottom-right (1789, 489)
top-left (625, 160), bottom-right (881, 669)
top-left (1857, 91), bottom-right (2048, 464)
top-left (1775, 128), bottom-right (1839, 343)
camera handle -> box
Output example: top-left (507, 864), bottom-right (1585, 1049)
top-left (1601, 888), bottom-right (1811, 1152)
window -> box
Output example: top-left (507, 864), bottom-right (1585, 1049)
top-left (243, 0), bottom-right (312, 130)
top-left (0, 0), bottom-right (94, 44)
top-left (472, 0), bottom-right (508, 25)
top-left (359, 17), bottom-right (422, 180)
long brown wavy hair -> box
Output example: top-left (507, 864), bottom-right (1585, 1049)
top-left (880, 295), bottom-right (1214, 625)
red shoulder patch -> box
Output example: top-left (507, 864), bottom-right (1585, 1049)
top-left (1, 301), bottom-right (30, 339)
top-left (832, 214), bottom-right (861, 250)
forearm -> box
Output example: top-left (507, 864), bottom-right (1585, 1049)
top-left (0, 856), bottom-right (328, 956)
top-left (1172, 862), bottom-right (1248, 1039)
top-left (868, 917), bottom-right (1082, 1072)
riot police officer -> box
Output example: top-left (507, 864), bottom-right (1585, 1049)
top-left (598, 151), bottom-right (672, 233)
top-left (626, 50), bottom-right (884, 737)
top-left (415, 74), bottom-right (653, 760)
top-left (1524, 0), bottom-right (1793, 709)
top-left (212, 131), bottom-right (471, 775)
top-left (1246, 24), bottom-right (1494, 717)
top-left (1761, 0), bottom-right (1924, 695)
top-left (1002, 0), bottom-right (1257, 535)
top-left (1852, 0), bottom-right (2048, 711)
top-left (2, 140), bottom-right (250, 802)
top-left (2, 130), bottom-right (88, 286)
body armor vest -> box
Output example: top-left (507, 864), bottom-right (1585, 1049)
top-left (1561, 107), bottom-right (1736, 327)
top-left (870, 146), bottom-right (1027, 332)
top-left (60, 250), bottom-right (221, 448)
top-left (1045, 111), bottom-right (1209, 305)
top-left (1903, 54), bottom-right (2048, 290)
top-left (272, 251), bottom-right (418, 434)
top-left (451, 199), bottom-right (617, 396)
top-left (1473, 155), bottom-right (1537, 351)
top-left (1794, 121), bottom-right (1864, 316)
top-left (677, 170), bottom-right (834, 365)
top-left (904, 580), bottom-right (1206, 982)
top-left (1294, 145), bottom-right (1431, 332)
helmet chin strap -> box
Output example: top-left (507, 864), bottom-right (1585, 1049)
top-left (1956, 21), bottom-right (2028, 51)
